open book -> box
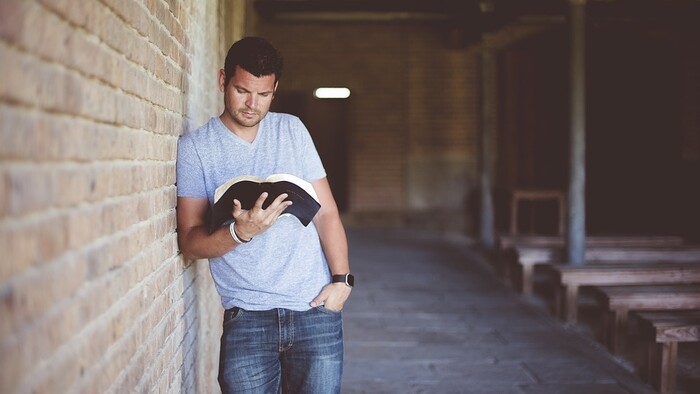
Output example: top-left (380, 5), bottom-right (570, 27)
top-left (208, 173), bottom-right (321, 232)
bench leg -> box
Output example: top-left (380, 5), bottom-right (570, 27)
top-left (496, 250), bottom-right (506, 277)
top-left (606, 309), bottom-right (628, 355)
top-left (502, 255), bottom-right (515, 287)
top-left (495, 249), bottom-right (513, 285)
top-left (601, 310), bottom-right (612, 350)
top-left (648, 341), bottom-right (678, 394)
top-left (510, 198), bottom-right (518, 235)
top-left (522, 264), bottom-right (534, 296)
top-left (559, 285), bottom-right (579, 323)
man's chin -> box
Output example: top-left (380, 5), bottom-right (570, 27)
top-left (235, 116), bottom-right (261, 128)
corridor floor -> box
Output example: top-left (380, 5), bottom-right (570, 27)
top-left (339, 227), bottom-right (661, 394)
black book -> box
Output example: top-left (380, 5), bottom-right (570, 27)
top-left (209, 173), bottom-right (321, 232)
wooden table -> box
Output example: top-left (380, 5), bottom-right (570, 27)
top-left (591, 284), bottom-right (700, 354)
top-left (498, 235), bottom-right (684, 250)
top-left (632, 310), bottom-right (700, 394)
top-left (509, 189), bottom-right (566, 235)
top-left (505, 244), bottom-right (700, 296)
top-left (544, 262), bottom-right (700, 323)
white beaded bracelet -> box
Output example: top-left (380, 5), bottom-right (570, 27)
top-left (229, 222), bottom-right (252, 244)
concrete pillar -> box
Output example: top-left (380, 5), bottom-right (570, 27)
top-left (567, 0), bottom-right (587, 265)
top-left (479, 41), bottom-right (497, 251)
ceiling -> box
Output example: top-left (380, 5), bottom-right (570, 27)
top-left (254, 0), bottom-right (700, 32)
top-left (254, 0), bottom-right (564, 27)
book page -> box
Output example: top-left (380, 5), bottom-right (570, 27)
top-left (213, 173), bottom-right (319, 203)
top-left (264, 174), bottom-right (319, 202)
top-left (214, 175), bottom-right (265, 202)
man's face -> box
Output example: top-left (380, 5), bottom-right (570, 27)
top-left (219, 65), bottom-right (277, 132)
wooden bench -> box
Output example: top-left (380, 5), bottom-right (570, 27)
top-left (543, 262), bottom-right (700, 324)
top-left (496, 234), bottom-right (683, 282)
top-left (590, 284), bottom-right (700, 354)
top-left (500, 245), bottom-right (561, 295)
top-left (498, 235), bottom-right (684, 250)
top-left (632, 310), bottom-right (700, 394)
top-left (505, 244), bottom-right (700, 296)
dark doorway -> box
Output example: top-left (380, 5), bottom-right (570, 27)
top-left (495, 29), bottom-right (570, 235)
top-left (587, 27), bottom-right (683, 235)
top-left (271, 91), bottom-right (351, 212)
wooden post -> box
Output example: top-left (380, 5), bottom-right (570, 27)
top-left (479, 43), bottom-right (497, 251)
top-left (567, 0), bottom-right (587, 266)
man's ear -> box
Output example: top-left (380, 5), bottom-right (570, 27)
top-left (218, 69), bottom-right (226, 92)
top-left (272, 81), bottom-right (279, 98)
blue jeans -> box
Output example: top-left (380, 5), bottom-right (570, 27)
top-left (218, 307), bottom-right (344, 394)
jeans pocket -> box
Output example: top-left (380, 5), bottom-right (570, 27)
top-left (316, 305), bottom-right (342, 315)
top-left (223, 307), bottom-right (244, 329)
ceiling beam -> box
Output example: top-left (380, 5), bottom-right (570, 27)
top-left (254, 0), bottom-right (699, 32)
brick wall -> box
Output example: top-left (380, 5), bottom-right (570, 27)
top-left (403, 27), bottom-right (480, 222)
top-left (255, 24), bottom-right (407, 211)
top-left (0, 0), bottom-right (236, 392)
top-left (255, 22), bottom-right (476, 231)
top-left (256, 20), bottom-right (546, 232)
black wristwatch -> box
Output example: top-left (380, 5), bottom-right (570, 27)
top-left (332, 273), bottom-right (354, 288)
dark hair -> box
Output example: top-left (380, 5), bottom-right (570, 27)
top-left (224, 37), bottom-right (284, 86)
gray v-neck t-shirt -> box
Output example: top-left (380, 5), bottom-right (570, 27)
top-left (176, 113), bottom-right (329, 311)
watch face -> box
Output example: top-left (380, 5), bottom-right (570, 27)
top-left (346, 274), bottom-right (354, 287)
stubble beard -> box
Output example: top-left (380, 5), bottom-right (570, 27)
top-left (234, 108), bottom-right (262, 128)
top-left (222, 102), bottom-right (264, 130)
top-left (222, 91), bottom-right (266, 130)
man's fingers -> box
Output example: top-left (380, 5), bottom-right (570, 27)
top-left (252, 192), bottom-right (290, 211)
top-left (270, 193), bottom-right (289, 207)
top-left (310, 288), bottom-right (328, 307)
top-left (243, 193), bottom-right (293, 230)
top-left (263, 193), bottom-right (291, 217)
top-left (310, 287), bottom-right (344, 311)
top-left (252, 192), bottom-right (269, 211)
top-left (272, 194), bottom-right (292, 213)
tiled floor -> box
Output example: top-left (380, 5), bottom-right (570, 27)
top-left (339, 227), bottom-right (689, 393)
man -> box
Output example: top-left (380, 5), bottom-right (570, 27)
top-left (176, 37), bottom-right (352, 393)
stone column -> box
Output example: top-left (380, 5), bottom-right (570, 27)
top-left (479, 38), bottom-right (497, 251)
top-left (567, 0), bottom-right (587, 265)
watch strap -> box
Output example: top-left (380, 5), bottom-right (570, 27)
top-left (332, 273), bottom-right (354, 287)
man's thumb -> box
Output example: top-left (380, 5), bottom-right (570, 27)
top-left (231, 199), bottom-right (242, 218)
top-left (310, 294), bottom-right (325, 307)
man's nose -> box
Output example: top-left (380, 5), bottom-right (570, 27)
top-left (246, 94), bottom-right (256, 108)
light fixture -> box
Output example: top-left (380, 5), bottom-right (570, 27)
top-left (313, 87), bottom-right (351, 99)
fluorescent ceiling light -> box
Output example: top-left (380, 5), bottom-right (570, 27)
top-left (314, 87), bottom-right (351, 99)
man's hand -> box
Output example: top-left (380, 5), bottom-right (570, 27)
top-left (310, 282), bottom-right (352, 312)
top-left (232, 192), bottom-right (292, 240)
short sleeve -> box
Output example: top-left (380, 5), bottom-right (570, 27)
top-left (176, 135), bottom-right (208, 198)
top-left (295, 118), bottom-right (327, 182)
